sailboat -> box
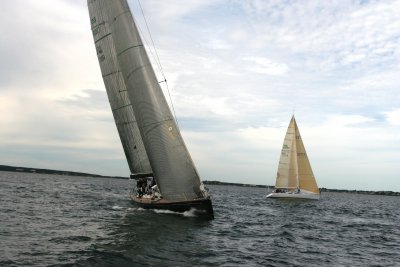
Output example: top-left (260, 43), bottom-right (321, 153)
top-left (88, 0), bottom-right (214, 217)
top-left (266, 116), bottom-right (320, 200)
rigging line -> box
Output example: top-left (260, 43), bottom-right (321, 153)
top-left (135, 19), bottom-right (162, 76)
top-left (137, 0), bottom-right (165, 79)
top-left (164, 79), bottom-right (181, 128)
top-left (136, 0), bottom-right (180, 128)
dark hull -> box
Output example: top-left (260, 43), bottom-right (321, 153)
top-left (131, 196), bottom-right (214, 219)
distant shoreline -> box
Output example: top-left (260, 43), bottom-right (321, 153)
top-left (1, 164), bottom-right (399, 196)
top-left (0, 164), bottom-right (127, 179)
top-left (203, 180), bottom-right (400, 196)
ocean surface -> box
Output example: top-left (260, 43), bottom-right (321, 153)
top-left (1, 171), bottom-right (399, 267)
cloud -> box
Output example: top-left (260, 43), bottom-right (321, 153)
top-left (0, 0), bottom-right (122, 175)
top-left (243, 56), bottom-right (289, 75)
top-left (383, 108), bottom-right (400, 126)
top-left (0, 1), bottom-right (94, 90)
top-left (234, 0), bottom-right (400, 71)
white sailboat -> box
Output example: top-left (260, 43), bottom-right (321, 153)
top-left (87, 0), bottom-right (213, 217)
top-left (266, 116), bottom-right (320, 200)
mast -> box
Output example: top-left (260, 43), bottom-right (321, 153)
top-left (287, 116), bottom-right (299, 189)
top-left (88, 0), bottom-right (152, 178)
top-left (291, 129), bottom-right (300, 189)
top-left (100, 0), bottom-right (203, 201)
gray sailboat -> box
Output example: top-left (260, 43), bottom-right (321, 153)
top-left (88, 0), bottom-right (213, 217)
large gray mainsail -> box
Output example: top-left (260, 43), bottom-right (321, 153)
top-left (88, 0), bottom-right (152, 178)
top-left (88, 0), bottom-right (203, 201)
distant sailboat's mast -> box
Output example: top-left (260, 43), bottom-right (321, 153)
top-left (287, 120), bottom-right (298, 189)
top-left (291, 113), bottom-right (299, 189)
top-left (292, 132), bottom-right (300, 189)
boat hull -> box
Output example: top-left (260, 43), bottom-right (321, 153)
top-left (131, 195), bottom-right (214, 219)
top-left (266, 192), bottom-right (320, 200)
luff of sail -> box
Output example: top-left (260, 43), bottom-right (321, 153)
top-left (88, 0), bottom-right (153, 178)
top-left (92, 0), bottom-right (203, 201)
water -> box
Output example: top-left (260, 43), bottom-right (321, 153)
top-left (1, 171), bottom-right (399, 266)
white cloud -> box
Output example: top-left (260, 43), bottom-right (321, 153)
top-left (131, 0), bottom-right (224, 21)
top-left (243, 56), bottom-right (289, 75)
top-left (324, 114), bottom-right (374, 126)
top-left (383, 108), bottom-right (400, 126)
top-left (235, 0), bottom-right (400, 71)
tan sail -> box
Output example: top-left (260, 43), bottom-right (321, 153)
top-left (268, 115), bottom-right (319, 199)
top-left (293, 118), bottom-right (319, 194)
top-left (275, 120), bottom-right (298, 189)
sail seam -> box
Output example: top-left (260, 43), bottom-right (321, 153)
top-left (126, 65), bottom-right (147, 80)
top-left (117, 44), bottom-right (143, 56)
top-left (102, 70), bottom-right (120, 78)
top-left (95, 33), bottom-right (112, 44)
top-left (143, 118), bottom-right (175, 135)
top-left (112, 104), bottom-right (131, 112)
top-left (115, 121), bottom-right (137, 126)
top-left (113, 11), bottom-right (131, 22)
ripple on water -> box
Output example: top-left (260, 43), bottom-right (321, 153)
top-left (1, 174), bottom-right (400, 266)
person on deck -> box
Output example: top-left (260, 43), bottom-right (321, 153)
top-left (136, 179), bottom-right (143, 197)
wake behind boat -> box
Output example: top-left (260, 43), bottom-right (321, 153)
top-left (266, 116), bottom-right (320, 200)
top-left (88, 0), bottom-right (214, 218)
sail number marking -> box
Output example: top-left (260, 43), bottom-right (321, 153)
top-left (91, 16), bottom-right (96, 25)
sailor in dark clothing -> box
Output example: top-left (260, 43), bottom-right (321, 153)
top-left (137, 178), bottom-right (145, 197)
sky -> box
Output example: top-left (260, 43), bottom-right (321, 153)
top-left (1, 0), bottom-right (400, 191)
